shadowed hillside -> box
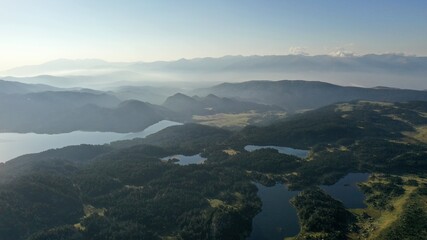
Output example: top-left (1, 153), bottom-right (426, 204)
top-left (197, 80), bottom-right (427, 112)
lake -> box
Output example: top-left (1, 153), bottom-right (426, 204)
top-left (321, 172), bottom-right (370, 208)
top-left (0, 120), bottom-right (181, 163)
top-left (122, 120), bottom-right (181, 139)
top-left (249, 183), bottom-right (300, 240)
top-left (250, 173), bottom-right (370, 239)
top-left (161, 153), bottom-right (206, 165)
top-left (244, 145), bottom-right (309, 158)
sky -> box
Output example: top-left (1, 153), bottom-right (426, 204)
top-left (0, 0), bottom-right (426, 70)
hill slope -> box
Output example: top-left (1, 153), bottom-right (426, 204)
top-left (197, 80), bottom-right (427, 112)
top-left (0, 101), bottom-right (427, 239)
top-left (0, 79), bottom-right (60, 94)
top-left (163, 93), bottom-right (281, 117)
top-left (0, 91), bottom-right (175, 133)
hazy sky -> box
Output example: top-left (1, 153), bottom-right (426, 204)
top-left (1, 0), bottom-right (426, 70)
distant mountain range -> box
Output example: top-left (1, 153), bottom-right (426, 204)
top-left (0, 79), bottom-right (60, 94)
top-left (2, 78), bottom-right (427, 133)
top-left (2, 54), bottom-right (427, 89)
top-left (0, 79), bottom-right (282, 133)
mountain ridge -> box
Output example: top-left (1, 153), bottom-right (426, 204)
top-left (2, 54), bottom-right (427, 89)
top-left (196, 80), bottom-right (427, 112)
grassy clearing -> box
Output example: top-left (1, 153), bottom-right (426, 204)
top-left (73, 223), bottom-right (85, 231)
top-left (367, 186), bottom-right (416, 239)
top-left (337, 101), bottom-right (395, 114)
top-left (323, 145), bottom-right (349, 154)
top-left (351, 175), bottom-right (427, 240)
top-left (418, 111), bottom-right (427, 118)
top-left (192, 111), bottom-right (286, 129)
top-left (207, 199), bottom-right (225, 208)
top-left (358, 101), bottom-right (394, 107)
top-left (223, 148), bottom-right (239, 156)
top-left (83, 204), bottom-right (106, 217)
top-left (207, 192), bottom-right (245, 210)
top-left (193, 112), bottom-right (255, 128)
top-left (73, 204), bottom-right (107, 231)
top-left (335, 103), bottom-right (354, 112)
top-left (403, 125), bottom-right (427, 144)
top-left (386, 114), bottom-right (412, 124)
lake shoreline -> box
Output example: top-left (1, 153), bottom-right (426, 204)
top-left (0, 120), bottom-right (181, 163)
top-left (250, 172), bottom-right (371, 240)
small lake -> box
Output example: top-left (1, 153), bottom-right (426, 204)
top-left (321, 172), bottom-right (370, 208)
top-left (0, 120), bottom-right (182, 163)
top-left (249, 183), bottom-right (300, 240)
top-left (249, 173), bottom-right (370, 239)
top-left (244, 145), bottom-right (309, 158)
top-left (161, 154), bottom-right (206, 165)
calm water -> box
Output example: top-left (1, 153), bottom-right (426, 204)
top-left (249, 183), bottom-right (300, 240)
top-left (122, 120), bottom-right (181, 139)
top-left (250, 173), bottom-right (370, 239)
top-left (0, 120), bottom-right (181, 162)
top-left (244, 145), bottom-right (309, 158)
top-left (161, 154), bottom-right (206, 165)
top-left (321, 173), bottom-right (370, 208)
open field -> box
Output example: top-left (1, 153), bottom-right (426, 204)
top-left (403, 125), bottom-right (427, 144)
top-left (192, 111), bottom-right (286, 129)
top-left (350, 175), bottom-right (427, 240)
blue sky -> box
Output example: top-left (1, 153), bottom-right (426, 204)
top-left (0, 0), bottom-right (426, 70)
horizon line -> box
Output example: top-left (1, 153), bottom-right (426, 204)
top-left (2, 52), bottom-right (426, 72)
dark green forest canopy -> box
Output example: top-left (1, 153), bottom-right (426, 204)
top-left (290, 188), bottom-right (355, 240)
top-left (0, 101), bottom-right (427, 239)
top-left (234, 101), bottom-right (426, 148)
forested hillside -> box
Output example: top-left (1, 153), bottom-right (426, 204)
top-left (0, 100), bottom-right (426, 239)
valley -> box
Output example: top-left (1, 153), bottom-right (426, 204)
top-left (2, 2), bottom-right (426, 239)
top-left (0, 120), bottom-right (181, 162)
top-left (0, 96), bottom-right (426, 239)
